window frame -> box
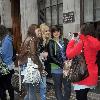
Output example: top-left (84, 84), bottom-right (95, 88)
top-left (38, 0), bottom-right (63, 27)
top-left (80, 0), bottom-right (100, 24)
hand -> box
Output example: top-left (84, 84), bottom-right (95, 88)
top-left (43, 52), bottom-right (48, 58)
top-left (72, 33), bottom-right (79, 43)
top-left (64, 60), bottom-right (68, 64)
top-left (41, 70), bottom-right (48, 76)
top-left (18, 60), bottom-right (23, 66)
top-left (40, 52), bottom-right (48, 60)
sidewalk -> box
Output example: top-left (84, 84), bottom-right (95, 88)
top-left (14, 89), bottom-right (100, 100)
top-left (13, 67), bottom-right (100, 100)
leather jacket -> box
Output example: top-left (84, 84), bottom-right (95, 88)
top-left (48, 39), bottom-right (67, 68)
top-left (18, 36), bottom-right (44, 72)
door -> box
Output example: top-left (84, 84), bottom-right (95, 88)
top-left (11, 0), bottom-right (21, 52)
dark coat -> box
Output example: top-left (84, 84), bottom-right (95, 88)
top-left (18, 36), bottom-right (44, 72)
top-left (48, 39), bottom-right (67, 68)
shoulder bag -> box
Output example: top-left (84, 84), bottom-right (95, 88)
top-left (0, 56), bottom-right (10, 77)
top-left (63, 42), bottom-right (89, 82)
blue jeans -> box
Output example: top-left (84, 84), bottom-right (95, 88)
top-left (52, 73), bottom-right (71, 100)
top-left (24, 76), bottom-right (46, 100)
top-left (40, 76), bottom-right (46, 100)
top-left (21, 63), bottom-right (46, 100)
top-left (24, 83), bottom-right (37, 100)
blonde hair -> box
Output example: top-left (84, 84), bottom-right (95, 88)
top-left (40, 23), bottom-right (49, 33)
top-left (40, 23), bottom-right (51, 45)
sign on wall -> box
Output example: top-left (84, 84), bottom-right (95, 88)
top-left (63, 11), bottom-right (75, 24)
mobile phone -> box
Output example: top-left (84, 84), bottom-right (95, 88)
top-left (73, 33), bottom-right (78, 37)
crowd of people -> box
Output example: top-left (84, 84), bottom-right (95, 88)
top-left (0, 23), bottom-right (100, 100)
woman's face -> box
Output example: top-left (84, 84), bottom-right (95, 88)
top-left (53, 31), bottom-right (60, 38)
top-left (35, 28), bottom-right (42, 38)
top-left (42, 28), bottom-right (50, 39)
top-left (44, 29), bottom-right (50, 38)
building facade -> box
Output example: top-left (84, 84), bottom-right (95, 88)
top-left (1, 0), bottom-right (100, 41)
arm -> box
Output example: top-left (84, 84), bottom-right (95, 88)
top-left (87, 36), bottom-right (100, 50)
top-left (2, 39), bottom-right (12, 57)
top-left (66, 39), bottom-right (83, 59)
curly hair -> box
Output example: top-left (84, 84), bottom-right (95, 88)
top-left (40, 23), bottom-right (51, 43)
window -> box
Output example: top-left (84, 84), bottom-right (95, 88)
top-left (95, 0), bottom-right (100, 21)
top-left (38, 0), bottom-right (63, 27)
top-left (81, 0), bottom-right (100, 23)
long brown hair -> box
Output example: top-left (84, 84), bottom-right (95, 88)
top-left (27, 24), bottom-right (38, 37)
top-left (96, 24), bottom-right (100, 40)
top-left (80, 23), bottom-right (95, 37)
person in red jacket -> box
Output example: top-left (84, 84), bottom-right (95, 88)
top-left (66, 23), bottom-right (100, 100)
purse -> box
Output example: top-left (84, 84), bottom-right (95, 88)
top-left (23, 58), bottom-right (41, 84)
top-left (63, 44), bottom-right (89, 82)
top-left (0, 56), bottom-right (10, 77)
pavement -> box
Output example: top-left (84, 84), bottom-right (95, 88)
top-left (12, 82), bottom-right (100, 100)
top-left (11, 68), bottom-right (100, 100)
top-left (13, 88), bottom-right (100, 100)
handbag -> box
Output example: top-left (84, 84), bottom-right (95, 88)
top-left (0, 56), bottom-right (9, 77)
top-left (23, 58), bottom-right (41, 84)
top-left (63, 45), bottom-right (89, 82)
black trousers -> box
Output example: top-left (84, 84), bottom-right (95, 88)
top-left (75, 88), bottom-right (90, 100)
top-left (0, 70), bottom-right (14, 100)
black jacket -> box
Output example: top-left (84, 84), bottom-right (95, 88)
top-left (48, 39), bottom-right (68, 68)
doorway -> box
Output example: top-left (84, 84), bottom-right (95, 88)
top-left (11, 0), bottom-right (21, 52)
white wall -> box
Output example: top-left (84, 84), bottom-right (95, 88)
top-left (20, 0), bottom-right (38, 41)
top-left (0, 0), bottom-right (12, 28)
top-left (63, 0), bottom-right (80, 39)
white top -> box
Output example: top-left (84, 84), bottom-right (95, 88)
top-left (73, 84), bottom-right (96, 90)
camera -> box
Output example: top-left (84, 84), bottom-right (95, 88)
top-left (73, 33), bottom-right (78, 37)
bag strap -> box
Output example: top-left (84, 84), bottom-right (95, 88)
top-left (53, 39), bottom-right (62, 48)
top-left (82, 41), bottom-right (85, 52)
top-left (55, 41), bottom-right (62, 48)
top-left (52, 39), bottom-right (63, 55)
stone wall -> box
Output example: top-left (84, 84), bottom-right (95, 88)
top-left (20, 0), bottom-right (38, 41)
top-left (63, 0), bottom-right (80, 40)
top-left (0, 0), bottom-right (12, 28)
top-left (0, 0), bottom-right (80, 40)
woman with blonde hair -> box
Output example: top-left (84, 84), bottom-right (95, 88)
top-left (39, 23), bottom-right (51, 66)
top-left (38, 23), bottom-right (52, 99)
top-left (40, 23), bottom-right (51, 46)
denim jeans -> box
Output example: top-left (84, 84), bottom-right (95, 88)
top-left (24, 83), bottom-right (37, 100)
top-left (21, 63), bottom-right (46, 100)
top-left (24, 76), bottom-right (46, 100)
top-left (52, 73), bottom-right (71, 100)
top-left (40, 76), bottom-right (46, 100)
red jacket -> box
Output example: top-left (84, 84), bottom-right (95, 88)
top-left (66, 34), bottom-right (100, 86)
